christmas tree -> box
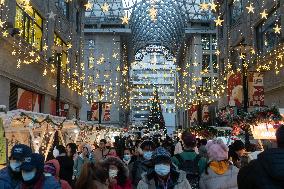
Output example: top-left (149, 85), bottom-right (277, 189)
top-left (147, 89), bottom-right (166, 133)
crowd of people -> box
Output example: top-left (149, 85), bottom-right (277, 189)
top-left (0, 125), bottom-right (284, 189)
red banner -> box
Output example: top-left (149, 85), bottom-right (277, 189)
top-left (50, 100), bottom-right (66, 117)
top-left (17, 88), bottom-right (41, 112)
top-left (188, 105), bottom-right (198, 124)
top-left (227, 73), bottom-right (243, 107)
top-left (102, 103), bottom-right (111, 121)
top-left (91, 103), bottom-right (99, 121)
top-left (248, 72), bottom-right (264, 107)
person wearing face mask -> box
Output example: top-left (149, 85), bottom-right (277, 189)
top-left (0, 144), bottom-right (32, 189)
top-left (122, 148), bottom-right (135, 181)
top-left (73, 144), bottom-right (94, 179)
top-left (44, 159), bottom-right (72, 189)
top-left (137, 147), bottom-right (192, 189)
top-left (132, 140), bottom-right (155, 187)
top-left (18, 153), bottom-right (61, 189)
top-left (53, 145), bottom-right (74, 186)
top-left (102, 156), bottom-right (132, 189)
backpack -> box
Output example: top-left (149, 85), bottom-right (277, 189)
top-left (175, 153), bottom-right (201, 189)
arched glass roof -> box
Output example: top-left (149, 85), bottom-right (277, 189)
top-left (85, 0), bottom-right (214, 53)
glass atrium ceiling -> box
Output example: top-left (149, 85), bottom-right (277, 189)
top-left (85, 0), bottom-right (214, 53)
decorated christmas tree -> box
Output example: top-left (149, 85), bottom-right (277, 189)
top-left (147, 90), bottom-right (166, 133)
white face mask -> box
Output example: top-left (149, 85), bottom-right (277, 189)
top-left (44, 173), bottom-right (52, 177)
top-left (109, 169), bottom-right (118, 178)
top-left (53, 148), bottom-right (59, 158)
top-left (22, 170), bottom-right (36, 181)
top-left (10, 162), bottom-right (22, 172)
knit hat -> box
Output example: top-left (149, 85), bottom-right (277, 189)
top-left (152, 147), bottom-right (171, 163)
top-left (21, 153), bottom-right (44, 172)
top-left (206, 139), bottom-right (229, 161)
top-left (276, 125), bottom-right (284, 147)
top-left (11, 144), bottom-right (32, 161)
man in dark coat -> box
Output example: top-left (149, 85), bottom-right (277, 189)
top-left (238, 125), bottom-right (284, 189)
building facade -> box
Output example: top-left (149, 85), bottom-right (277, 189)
top-left (217, 0), bottom-right (284, 109)
top-left (0, 0), bottom-right (86, 118)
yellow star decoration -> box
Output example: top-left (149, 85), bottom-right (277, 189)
top-left (29, 51), bottom-right (35, 56)
top-left (121, 15), bottom-right (129, 25)
top-left (2, 30), bottom-right (8, 37)
top-left (246, 4), bottom-right (254, 13)
top-left (199, 2), bottom-right (209, 10)
top-left (215, 50), bottom-right (221, 55)
top-left (260, 9), bottom-right (268, 19)
top-left (67, 43), bottom-right (72, 49)
top-left (0, 19), bottom-right (5, 28)
top-left (84, 1), bottom-right (93, 11)
top-left (209, 2), bottom-right (217, 12)
top-left (250, 49), bottom-right (256, 54)
top-left (149, 6), bottom-right (157, 21)
top-left (239, 53), bottom-right (245, 59)
top-left (43, 44), bottom-right (48, 51)
top-left (112, 53), bottom-right (118, 58)
top-left (12, 50), bottom-right (16, 55)
top-left (101, 3), bottom-right (109, 12)
top-left (214, 16), bottom-right (224, 26)
top-left (0, 0), bottom-right (5, 5)
top-left (273, 24), bottom-right (281, 34)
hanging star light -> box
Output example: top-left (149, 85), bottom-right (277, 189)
top-left (101, 3), bottom-right (109, 12)
top-left (214, 16), bottom-right (224, 26)
top-left (112, 53), bottom-right (119, 58)
top-left (149, 6), bottom-right (157, 21)
top-left (246, 3), bottom-right (254, 13)
top-left (29, 51), bottom-right (35, 56)
top-left (67, 43), bottom-right (72, 49)
top-left (84, 1), bottom-right (93, 11)
top-left (0, 0), bottom-right (5, 5)
top-left (43, 44), bottom-right (48, 51)
top-left (2, 30), bottom-right (8, 37)
top-left (209, 2), bottom-right (217, 12)
top-left (273, 24), bottom-right (281, 34)
top-left (215, 50), bottom-right (221, 55)
top-left (121, 15), bottom-right (129, 25)
top-left (260, 9), bottom-right (268, 19)
top-left (199, 2), bottom-right (209, 10)
top-left (47, 11), bottom-right (57, 19)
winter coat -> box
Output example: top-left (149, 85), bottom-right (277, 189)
top-left (45, 159), bottom-right (72, 189)
top-left (132, 157), bottom-right (154, 186)
top-left (16, 175), bottom-right (61, 189)
top-left (199, 162), bottom-right (238, 189)
top-left (73, 154), bottom-right (93, 178)
top-left (56, 155), bottom-right (74, 185)
top-left (0, 167), bottom-right (21, 189)
top-left (137, 170), bottom-right (192, 189)
top-left (111, 178), bottom-right (132, 189)
top-left (93, 180), bottom-right (109, 189)
top-left (238, 148), bottom-right (284, 189)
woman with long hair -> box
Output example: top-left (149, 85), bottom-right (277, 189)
top-left (102, 156), bottom-right (132, 189)
top-left (75, 162), bottom-right (109, 189)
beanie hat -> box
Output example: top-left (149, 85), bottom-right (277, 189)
top-left (11, 144), bottom-right (32, 161)
top-left (276, 125), bottom-right (284, 147)
top-left (152, 147), bottom-right (171, 163)
top-left (206, 139), bottom-right (229, 161)
top-left (21, 153), bottom-right (44, 172)
top-left (232, 140), bottom-right (245, 151)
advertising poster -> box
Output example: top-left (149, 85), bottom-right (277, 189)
top-left (17, 88), bottom-right (41, 112)
top-left (227, 73), bottom-right (243, 107)
top-left (202, 105), bottom-right (210, 123)
top-left (248, 72), bottom-right (264, 107)
top-left (102, 103), bottom-right (111, 121)
top-left (90, 102), bottom-right (99, 121)
top-left (188, 105), bottom-right (198, 124)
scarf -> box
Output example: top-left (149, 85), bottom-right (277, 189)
top-left (209, 161), bottom-right (230, 175)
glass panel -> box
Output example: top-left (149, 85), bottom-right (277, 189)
top-left (212, 35), bottom-right (217, 50)
top-left (212, 54), bottom-right (218, 73)
top-left (230, 0), bottom-right (243, 24)
top-left (201, 34), bottom-right (210, 50)
top-left (202, 54), bottom-right (210, 71)
top-left (34, 24), bottom-right (42, 50)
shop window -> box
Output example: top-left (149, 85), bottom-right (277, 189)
top-left (212, 35), bottom-right (217, 50)
top-left (229, 0), bottom-right (243, 25)
top-left (15, 3), bottom-right (43, 50)
top-left (202, 54), bottom-right (210, 71)
top-left (55, 0), bottom-right (69, 18)
top-left (212, 54), bottom-right (218, 73)
top-left (201, 34), bottom-right (210, 50)
top-left (256, 8), bottom-right (281, 53)
top-left (54, 34), bottom-right (68, 71)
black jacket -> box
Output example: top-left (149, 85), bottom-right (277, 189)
top-left (238, 148), bottom-right (284, 189)
top-left (56, 155), bottom-right (74, 185)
